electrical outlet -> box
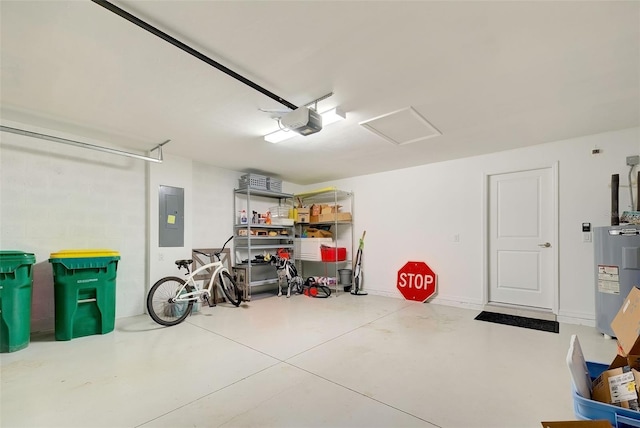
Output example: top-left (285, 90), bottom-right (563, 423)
top-left (627, 155), bottom-right (640, 166)
top-left (592, 148), bottom-right (601, 155)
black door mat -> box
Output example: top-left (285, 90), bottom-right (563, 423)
top-left (474, 311), bottom-right (559, 333)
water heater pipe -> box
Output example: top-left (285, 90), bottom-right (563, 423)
top-left (612, 174), bottom-right (620, 226)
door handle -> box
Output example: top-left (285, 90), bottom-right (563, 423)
top-left (538, 242), bottom-right (551, 248)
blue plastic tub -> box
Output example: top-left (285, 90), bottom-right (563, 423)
top-left (572, 362), bottom-right (640, 427)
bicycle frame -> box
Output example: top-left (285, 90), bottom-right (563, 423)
top-left (172, 261), bottom-right (226, 303)
top-left (146, 236), bottom-right (240, 327)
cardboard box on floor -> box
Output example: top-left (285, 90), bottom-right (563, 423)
top-left (541, 421), bottom-right (613, 428)
top-left (611, 286), bottom-right (640, 371)
top-left (591, 366), bottom-right (640, 411)
top-left (588, 286), bottom-right (640, 410)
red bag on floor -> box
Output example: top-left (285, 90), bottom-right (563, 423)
top-left (303, 277), bottom-right (331, 298)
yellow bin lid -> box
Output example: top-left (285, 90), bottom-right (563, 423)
top-left (49, 249), bottom-right (120, 259)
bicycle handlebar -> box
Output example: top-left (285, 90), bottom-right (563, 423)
top-left (222, 235), bottom-right (233, 250)
top-left (193, 236), bottom-right (234, 261)
top-left (192, 249), bottom-right (213, 257)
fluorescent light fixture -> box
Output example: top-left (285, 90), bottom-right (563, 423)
top-left (264, 129), bottom-right (295, 143)
top-left (319, 107), bottom-right (346, 126)
top-left (264, 107), bottom-right (346, 144)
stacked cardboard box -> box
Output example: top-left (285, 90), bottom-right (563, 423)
top-left (591, 287), bottom-right (640, 410)
top-left (310, 204), bottom-right (352, 223)
top-left (296, 208), bottom-right (310, 223)
top-left (304, 227), bottom-right (332, 238)
top-left (611, 287), bottom-right (640, 371)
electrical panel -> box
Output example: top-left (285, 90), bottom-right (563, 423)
top-left (159, 185), bottom-right (184, 247)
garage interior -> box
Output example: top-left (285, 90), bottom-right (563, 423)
top-left (1, 1), bottom-right (639, 426)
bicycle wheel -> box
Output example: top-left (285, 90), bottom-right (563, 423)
top-left (147, 276), bottom-right (194, 326)
top-left (217, 271), bottom-right (242, 307)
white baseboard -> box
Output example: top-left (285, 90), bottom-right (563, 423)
top-left (363, 290), bottom-right (484, 311)
top-left (362, 291), bottom-right (597, 327)
top-left (557, 310), bottom-right (596, 327)
top-left (363, 289), bottom-right (402, 299)
top-left (430, 296), bottom-right (484, 311)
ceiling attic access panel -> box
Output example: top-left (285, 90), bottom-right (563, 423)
top-left (359, 107), bottom-right (441, 145)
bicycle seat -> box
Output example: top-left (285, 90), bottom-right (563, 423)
top-left (175, 259), bottom-right (192, 269)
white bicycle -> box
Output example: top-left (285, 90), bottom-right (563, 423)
top-left (146, 236), bottom-right (242, 326)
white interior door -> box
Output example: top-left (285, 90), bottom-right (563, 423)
top-left (488, 167), bottom-right (556, 310)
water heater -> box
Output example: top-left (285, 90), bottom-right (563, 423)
top-left (594, 225), bottom-right (640, 337)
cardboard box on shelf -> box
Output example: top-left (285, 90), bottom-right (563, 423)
top-left (310, 212), bottom-right (352, 223)
top-left (238, 229), bottom-right (270, 236)
top-left (310, 204), bottom-right (351, 222)
top-left (304, 228), bottom-right (332, 238)
top-left (320, 204), bottom-right (341, 214)
top-left (296, 208), bottom-right (310, 223)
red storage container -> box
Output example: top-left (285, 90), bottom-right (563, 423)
top-left (320, 246), bottom-right (346, 262)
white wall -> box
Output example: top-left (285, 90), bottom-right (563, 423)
top-left (192, 162), bottom-right (241, 248)
top-left (307, 127), bottom-right (640, 325)
top-left (0, 127), bottom-right (254, 330)
top-left (147, 160), bottom-right (302, 296)
top-left (3, 123), bottom-right (637, 330)
top-left (0, 123), bottom-right (146, 332)
top-left (147, 154), bottom-right (194, 291)
top-left (146, 159), bottom-right (242, 290)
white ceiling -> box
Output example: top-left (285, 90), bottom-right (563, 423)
top-left (1, 1), bottom-right (639, 184)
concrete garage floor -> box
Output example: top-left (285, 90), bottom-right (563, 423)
top-left (1, 294), bottom-right (617, 427)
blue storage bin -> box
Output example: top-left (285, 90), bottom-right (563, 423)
top-left (572, 361), bottom-right (640, 427)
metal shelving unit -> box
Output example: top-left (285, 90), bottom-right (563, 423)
top-left (294, 187), bottom-right (354, 294)
top-left (233, 187), bottom-right (294, 300)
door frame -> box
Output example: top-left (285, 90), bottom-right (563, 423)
top-left (481, 161), bottom-right (560, 314)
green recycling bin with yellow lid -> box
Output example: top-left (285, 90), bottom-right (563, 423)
top-left (0, 251), bottom-right (36, 352)
top-left (48, 249), bottom-right (120, 341)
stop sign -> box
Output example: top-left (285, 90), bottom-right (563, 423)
top-left (397, 261), bottom-right (437, 302)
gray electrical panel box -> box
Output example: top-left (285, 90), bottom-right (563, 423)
top-left (594, 225), bottom-right (640, 337)
top-left (159, 185), bottom-right (184, 247)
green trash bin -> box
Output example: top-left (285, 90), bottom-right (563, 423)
top-left (0, 251), bottom-right (36, 353)
top-left (48, 249), bottom-right (120, 341)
